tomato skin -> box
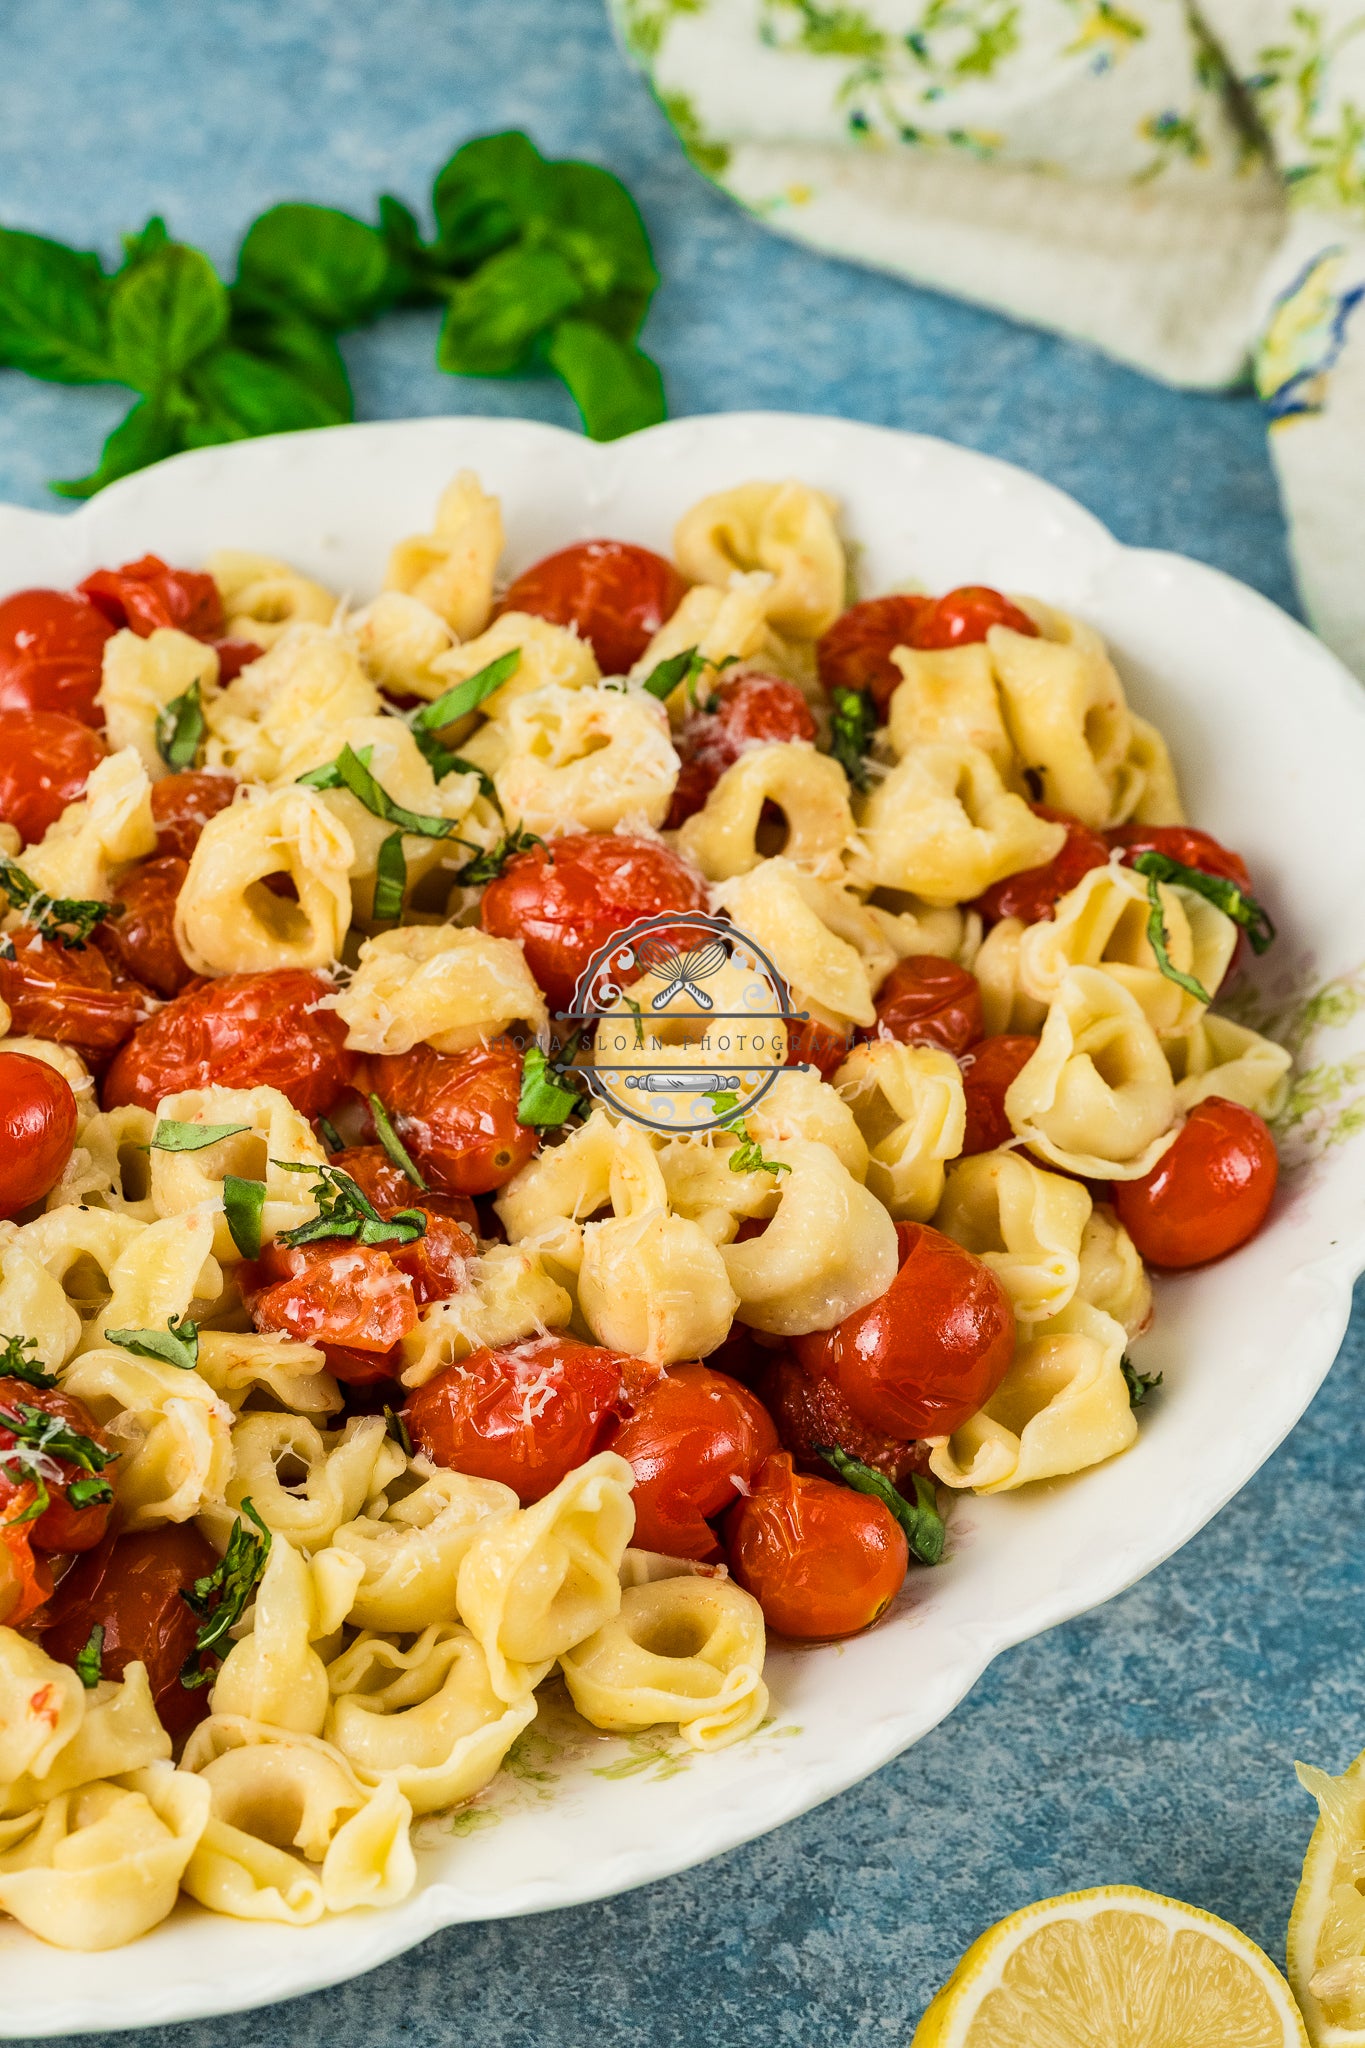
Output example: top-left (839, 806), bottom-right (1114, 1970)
top-left (958, 1034), bottom-right (1040, 1155)
top-left (0, 1379), bottom-right (117, 1553)
top-left (365, 1041), bottom-right (537, 1198)
top-left (499, 541), bottom-right (688, 678)
top-left (1107, 823), bottom-right (1254, 896)
top-left (150, 770), bottom-right (237, 861)
top-left (327, 1145), bottom-right (476, 1307)
top-left (606, 1362), bottom-right (779, 1561)
top-left (39, 1522), bottom-right (221, 1737)
top-left (103, 969), bottom-right (357, 1117)
top-left (795, 1221), bottom-right (1015, 1440)
top-left (973, 806), bottom-right (1110, 927)
top-left (861, 955), bottom-right (984, 1056)
top-left (0, 589), bottom-right (115, 727)
top-left (723, 1451), bottom-right (908, 1639)
top-left (0, 927), bottom-right (151, 1059)
top-left (94, 855), bottom-right (193, 1000)
top-left (910, 585), bottom-right (1039, 651)
top-left (785, 1014), bottom-right (852, 1081)
top-left (757, 1353), bottom-right (927, 1488)
top-left (78, 555), bottom-right (223, 640)
top-left (0, 1494), bottom-right (52, 1627)
top-left (0, 709), bottom-right (107, 846)
top-left (210, 639), bottom-right (262, 683)
top-left (480, 831), bottom-right (710, 1014)
top-left (666, 672), bottom-right (818, 827)
top-left (1114, 1097), bottom-right (1277, 1269)
top-left (240, 1241), bottom-right (418, 1352)
top-left (404, 1332), bottom-right (631, 1504)
top-left (816, 595), bottom-right (932, 716)
top-left (0, 1051), bottom-right (78, 1217)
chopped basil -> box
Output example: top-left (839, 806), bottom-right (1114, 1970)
top-left (0, 1401), bottom-right (118, 1478)
top-left (384, 1405), bottom-right (413, 1457)
top-left (369, 1093), bottom-right (427, 1190)
top-left (151, 1118), bottom-right (251, 1152)
top-left (74, 1624), bottom-right (105, 1689)
top-left (517, 1043), bottom-right (585, 1128)
top-left (66, 1475), bottom-right (114, 1510)
top-left (409, 649), bottom-right (520, 734)
top-left (156, 677), bottom-right (206, 770)
top-left (222, 1174), bottom-right (266, 1259)
top-left (705, 1091), bottom-right (790, 1177)
top-left (1130, 849), bottom-right (1275, 956)
top-left (828, 686), bottom-right (877, 792)
top-left (1122, 1357), bottom-right (1163, 1408)
top-left (181, 1498), bottom-right (271, 1680)
top-left (371, 828), bottom-right (408, 922)
top-left (0, 1334), bottom-right (58, 1389)
top-left (638, 645), bottom-right (699, 701)
top-left (105, 1313), bottom-right (199, 1372)
top-left (0, 854), bottom-right (113, 950)
top-left (1138, 869), bottom-right (1211, 1004)
top-left (453, 824), bottom-right (545, 887)
top-left (297, 742), bottom-right (465, 840)
top-left (316, 1114), bottom-right (343, 1155)
top-left (274, 1160), bottom-right (426, 1247)
top-left (817, 1446), bottom-right (946, 1567)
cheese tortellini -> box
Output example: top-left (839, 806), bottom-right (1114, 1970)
top-left (175, 784), bottom-right (353, 975)
top-left (561, 1576), bottom-right (769, 1750)
top-left (333, 924), bottom-right (547, 1055)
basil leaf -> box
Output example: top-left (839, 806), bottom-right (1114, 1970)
top-left (545, 161), bottom-right (658, 324)
top-left (183, 342), bottom-right (348, 439)
top-left (1139, 869), bottom-right (1211, 1004)
top-left (431, 131), bottom-right (551, 264)
top-left (453, 825), bottom-right (544, 887)
top-left (156, 678), bottom-right (205, 770)
top-left (50, 392), bottom-right (184, 500)
top-left (0, 1335), bottom-right (58, 1389)
top-left (121, 217), bottom-right (170, 269)
top-left (0, 1401), bottom-right (117, 1476)
top-left (235, 203), bottom-right (393, 330)
top-left (152, 1119), bottom-right (251, 1152)
top-left (274, 1161), bottom-right (427, 1248)
top-left (639, 647), bottom-right (699, 701)
top-left (546, 319), bottom-right (666, 441)
top-left (369, 1093), bottom-right (428, 1191)
top-left (1129, 850), bottom-right (1276, 956)
top-left (372, 829), bottom-right (408, 922)
top-left (226, 296), bottom-right (354, 418)
top-left (75, 1623), bottom-right (105, 1689)
top-left (383, 1404), bottom-right (413, 1457)
top-left (1122, 1356), bottom-right (1163, 1408)
top-left (828, 686), bottom-right (877, 792)
top-left (66, 1476), bottom-right (113, 1510)
top-left (437, 244), bottom-right (583, 376)
top-left (0, 227), bottom-right (112, 384)
top-left (410, 649), bottom-right (520, 734)
top-left (222, 1175), bottom-right (265, 1259)
top-left (181, 1497), bottom-right (271, 1672)
top-left (0, 853), bottom-right (113, 948)
top-left (316, 1115), bottom-right (343, 1156)
top-left (105, 1314), bottom-right (199, 1372)
top-left (109, 242), bottom-right (228, 389)
top-left (817, 1446), bottom-right (946, 1567)
top-left (517, 1045), bottom-right (584, 1128)
top-left (297, 742), bottom-right (459, 838)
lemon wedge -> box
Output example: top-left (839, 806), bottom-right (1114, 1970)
top-left (1289, 1749), bottom-right (1365, 2043)
top-left (913, 1885), bottom-right (1307, 2047)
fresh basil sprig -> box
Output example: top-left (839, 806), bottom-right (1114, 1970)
top-left (274, 1160), bottom-right (426, 1248)
top-left (706, 1091), bottom-right (790, 1177)
top-left (181, 1498), bottom-right (271, 1682)
top-left (0, 854), bottom-right (114, 950)
top-left (410, 649), bottom-right (520, 736)
top-left (0, 1335), bottom-right (58, 1390)
top-left (106, 1314), bottom-right (199, 1373)
top-left (1137, 869), bottom-right (1211, 1005)
top-left (828, 686), bottom-right (877, 792)
top-left (1129, 850), bottom-right (1275, 956)
top-left (817, 1446), bottom-right (946, 1567)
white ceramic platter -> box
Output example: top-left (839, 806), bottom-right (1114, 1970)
top-left (4, 413), bottom-right (1365, 2035)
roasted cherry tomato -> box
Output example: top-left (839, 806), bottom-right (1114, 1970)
top-left (211, 639), bottom-right (263, 682)
top-left (405, 1332), bottom-right (631, 1504)
top-left (328, 1145), bottom-right (476, 1306)
top-left (667, 672), bottom-right (819, 827)
top-left (480, 831), bottom-right (710, 1014)
top-left (1107, 823), bottom-right (1254, 896)
top-left (150, 770), bottom-right (238, 861)
top-left (0, 709), bottom-right (107, 846)
top-left (784, 1014), bottom-right (853, 1082)
top-left (757, 1353), bottom-right (927, 1488)
top-left (910, 585), bottom-right (1039, 651)
top-left (94, 855), bottom-right (193, 1000)
top-left (104, 968), bottom-right (357, 1117)
top-left (0, 1378), bottom-right (117, 1553)
top-left (0, 1492), bottom-right (52, 1627)
top-left (365, 1041), bottom-right (537, 1197)
top-left (240, 1241), bottom-right (419, 1353)
top-left (861, 955), bottom-right (984, 1056)
top-left (0, 1051), bottom-right (78, 1217)
top-left (795, 1221), bottom-right (1015, 1440)
top-left (39, 1522), bottom-right (222, 1737)
top-left (723, 1451), bottom-right (908, 1639)
top-left (0, 588), bottom-right (115, 726)
top-left (816, 594), bottom-right (932, 716)
top-left (958, 1034), bottom-right (1040, 1156)
top-left (78, 554), bottom-right (223, 640)
top-left (973, 806), bottom-right (1109, 927)
top-left (606, 1362), bottom-right (779, 1560)
top-left (499, 540), bottom-right (688, 678)
top-left (0, 927), bottom-right (151, 1059)
top-left (1113, 1097), bottom-right (1278, 1269)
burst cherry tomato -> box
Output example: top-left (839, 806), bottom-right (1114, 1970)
top-left (0, 709), bottom-right (107, 846)
top-left (816, 595), bottom-right (932, 715)
top-left (959, 1034), bottom-right (1040, 1155)
top-left (910, 585), bottom-right (1039, 651)
top-left (150, 770), bottom-right (238, 861)
top-left (39, 1523), bottom-right (222, 1736)
top-left (328, 1145), bottom-right (476, 1306)
top-left (0, 1378), bottom-right (117, 1553)
top-left (480, 831), bottom-right (709, 1014)
top-left (757, 1353), bottom-right (926, 1488)
top-left (499, 540), bottom-right (688, 678)
top-left (724, 1451), bottom-right (908, 1639)
top-left (785, 1014), bottom-right (852, 1081)
top-left (605, 1362), bottom-right (779, 1560)
top-left (1107, 823), bottom-right (1254, 895)
top-left (365, 1040), bottom-right (537, 1197)
top-left (0, 588), bottom-right (115, 726)
top-left (667, 672), bottom-right (819, 827)
top-left (0, 1494), bottom-right (52, 1628)
top-left (404, 1332), bottom-right (631, 1504)
top-left (0, 927), bottom-right (151, 1059)
top-left (240, 1241), bottom-right (419, 1353)
top-left (973, 806), bottom-right (1110, 927)
top-left (795, 1221), bottom-right (1015, 1440)
top-left (211, 639), bottom-right (263, 682)
top-left (1113, 1097), bottom-right (1278, 1269)
top-left (861, 955), bottom-right (984, 1056)
top-left (0, 1051), bottom-right (78, 1217)
top-left (94, 855), bottom-right (193, 1000)
top-left (103, 968), bottom-right (357, 1117)
top-left (78, 555), bottom-right (223, 640)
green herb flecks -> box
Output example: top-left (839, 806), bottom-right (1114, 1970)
top-left (105, 1313), bottom-right (199, 1372)
top-left (1138, 868), bottom-right (1212, 1005)
top-left (1130, 850), bottom-right (1275, 956)
top-left (705, 1091), bottom-right (790, 1177)
top-left (297, 742), bottom-right (464, 840)
top-left (180, 1498), bottom-right (271, 1683)
top-left (0, 855), bottom-right (114, 950)
top-left (222, 1174), bottom-right (266, 1259)
top-left (0, 1335), bottom-right (58, 1389)
top-left (274, 1160), bottom-right (426, 1248)
top-left (637, 646), bottom-right (737, 703)
top-left (1122, 1356), bottom-right (1163, 1408)
top-left (828, 686), bottom-right (877, 792)
top-left (453, 825), bottom-right (544, 887)
top-left (156, 678), bottom-right (205, 770)
top-left (517, 1043), bottom-right (586, 1128)
top-left (372, 830), bottom-right (408, 922)
top-left (151, 1118), bottom-right (252, 1152)
top-left (316, 1115), bottom-right (343, 1155)
top-left (817, 1446), bottom-right (947, 1567)
top-left (0, 1401), bottom-right (117, 1520)
top-left (75, 1624), bottom-right (105, 1689)
top-left (409, 649), bottom-right (520, 736)
top-left (369, 1093), bottom-right (428, 1191)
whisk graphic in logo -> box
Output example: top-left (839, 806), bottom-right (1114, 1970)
top-left (560, 911), bottom-right (807, 1135)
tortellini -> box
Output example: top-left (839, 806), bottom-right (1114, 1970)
top-left (716, 858), bottom-right (894, 1033)
top-left (97, 627), bottom-right (220, 779)
top-left (1075, 1203), bottom-right (1152, 1338)
top-left (150, 1085), bottom-right (327, 1263)
top-left (18, 747), bottom-right (155, 903)
top-left (886, 642), bottom-right (1017, 776)
top-left (45, 1103), bottom-right (157, 1221)
top-left (214, 1414), bottom-right (390, 1551)
top-left (344, 591), bottom-right (456, 700)
top-left (487, 683), bottom-right (679, 834)
top-left (855, 743), bottom-right (1065, 907)
top-left (834, 1041), bottom-right (965, 1222)
top-left (331, 1466), bottom-right (518, 1632)
top-left (1004, 968), bottom-right (1179, 1181)
top-left (986, 608), bottom-right (1138, 829)
top-left (427, 609), bottom-right (600, 711)
top-left (385, 470), bottom-right (503, 637)
top-left (560, 1575), bottom-right (769, 1750)
top-left (175, 784), bottom-right (353, 975)
top-left (1018, 862), bottom-right (1236, 1036)
top-left (1165, 1014), bottom-right (1292, 1117)
top-left (211, 1535), bottom-right (342, 1736)
top-left (333, 924), bottom-right (547, 1056)
top-left (196, 1329), bottom-right (342, 1419)
top-left (673, 480), bottom-right (845, 638)
top-left (207, 550), bottom-right (338, 647)
top-left (0, 1769), bottom-right (210, 1951)
top-left (203, 625), bottom-right (379, 781)
top-left (63, 1347), bottom-right (233, 1528)
top-left (677, 743), bottom-right (854, 881)
top-left (578, 1201), bottom-right (739, 1365)
top-left (934, 1150), bottom-right (1092, 1325)
top-left (719, 1139), bottom-right (899, 1335)
top-left (398, 1243), bottom-right (573, 1389)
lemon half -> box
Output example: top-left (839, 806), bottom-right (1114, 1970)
top-left (1289, 1749), bottom-right (1365, 2044)
top-left (914, 1885), bottom-right (1307, 2047)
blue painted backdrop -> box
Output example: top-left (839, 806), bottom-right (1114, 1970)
top-left (1, 3), bottom-right (1352, 2039)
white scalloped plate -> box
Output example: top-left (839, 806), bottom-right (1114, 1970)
top-left (4, 413), bottom-right (1365, 2036)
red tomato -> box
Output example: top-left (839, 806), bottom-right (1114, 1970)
top-left (39, 1522), bottom-right (222, 1737)
top-left (973, 805), bottom-right (1110, 927)
top-left (365, 1041), bottom-right (537, 1197)
top-left (103, 969), bottom-right (357, 1117)
top-left (500, 541), bottom-right (688, 678)
top-left (667, 672), bottom-right (819, 827)
top-left (0, 1051), bottom-right (78, 1217)
top-left (319, 1342), bottom-right (403, 1387)
top-left (0, 1490), bottom-right (52, 1628)
top-left (0, 588), bottom-right (115, 726)
top-left (480, 831), bottom-right (709, 1014)
top-left (910, 585), bottom-right (1039, 651)
top-left (784, 1013), bottom-right (853, 1082)
top-left (958, 1034), bottom-right (1040, 1155)
top-left (328, 1145), bottom-right (476, 1307)
top-left (723, 1451), bottom-right (908, 1639)
top-left (150, 770), bottom-right (238, 861)
top-left (1114, 1097), bottom-right (1278, 1269)
top-left (240, 1241), bottom-right (419, 1352)
top-left (0, 709), bottom-right (107, 845)
top-left (404, 1332), bottom-right (631, 1504)
top-left (0, 927), bottom-right (152, 1058)
top-left (757, 1352), bottom-right (927, 1488)
top-left (212, 639), bottom-right (263, 682)
top-left (606, 1362), bottom-right (779, 1560)
top-left (0, 1378), bottom-right (117, 1553)
top-left (861, 956), bottom-right (984, 1056)
top-left (816, 595), bottom-right (932, 716)
top-left (795, 1221), bottom-right (1015, 1439)
top-left (1107, 823), bottom-right (1254, 896)
top-left (78, 555), bottom-right (223, 640)
top-left (94, 855), bottom-right (193, 1000)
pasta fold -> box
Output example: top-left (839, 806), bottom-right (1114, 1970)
top-left (560, 1575), bottom-right (769, 1751)
top-left (834, 1041), bottom-right (966, 1221)
top-left (333, 925), bottom-right (547, 1056)
top-left (673, 481), bottom-right (844, 638)
top-left (1004, 968), bottom-right (1179, 1181)
top-left (175, 784), bottom-right (353, 976)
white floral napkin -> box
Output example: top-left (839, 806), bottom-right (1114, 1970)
top-left (611, 1), bottom-right (1365, 675)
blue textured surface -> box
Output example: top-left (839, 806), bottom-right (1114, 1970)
top-left (0, 2), bottom-right (1343, 2039)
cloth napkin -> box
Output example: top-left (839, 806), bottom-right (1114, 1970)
top-left (610, 0), bottom-right (1365, 675)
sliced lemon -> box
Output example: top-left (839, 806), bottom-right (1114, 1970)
top-left (913, 1885), bottom-right (1307, 2047)
top-left (1289, 1749), bottom-right (1365, 2043)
